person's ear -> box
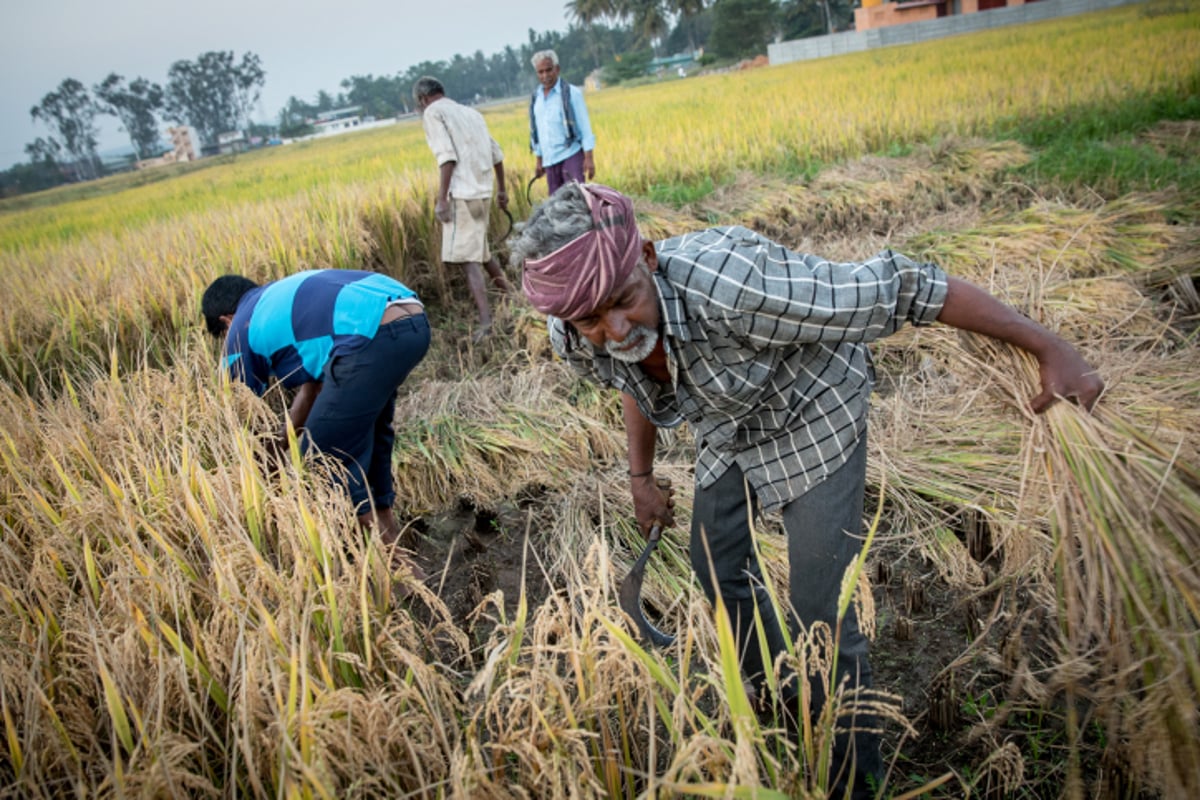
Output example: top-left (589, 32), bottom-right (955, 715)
top-left (219, 313), bottom-right (234, 332)
top-left (641, 240), bottom-right (657, 271)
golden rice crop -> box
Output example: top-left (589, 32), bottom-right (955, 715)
top-left (1, 3), bottom-right (1198, 798)
top-left (2, 2), bottom-right (1196, 256)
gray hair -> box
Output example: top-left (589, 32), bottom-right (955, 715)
top-left (412, 75), bottom-right (444, 102)
top-left (530, 49), bottom-right (559, 69)
top-left (509, 183), bottom-right (593, 268)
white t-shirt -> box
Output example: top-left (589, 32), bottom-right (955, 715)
top-left (421, 98), bottom-right (504, 201)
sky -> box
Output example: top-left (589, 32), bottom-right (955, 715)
top-left (0, 0), bottom-right (571, 168)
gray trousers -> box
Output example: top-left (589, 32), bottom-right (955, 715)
top-left (690, 436), bottom-right (881, 796)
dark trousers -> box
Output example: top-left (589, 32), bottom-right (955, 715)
top-left (544, 148), bottom-right (585, 196)
top-left (690, 437), bottom-right (881, 798)
top-left (302, 315), bottom-right (430, 513)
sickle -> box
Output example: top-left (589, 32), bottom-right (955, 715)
top-left (500, 207), bottom-right (514, 241)
top-left (618, 474), bottom-right (677, 648)
top-left (525, 174), bottom-right (541, 208)
top-left (618, 521), bottom-right (677, 648)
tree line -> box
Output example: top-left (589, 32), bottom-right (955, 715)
top-left (2, 0), bottom-right (852, 198)
top-left (277, 0), bottom-right (851, 137)
top-left (7, 51), bottom-right (266, 195)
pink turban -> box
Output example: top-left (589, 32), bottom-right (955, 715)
top-left (522, 183), bottom-right (643, 320)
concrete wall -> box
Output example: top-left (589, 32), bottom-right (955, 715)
top-left (770, 0), bottom-right (1147, 65)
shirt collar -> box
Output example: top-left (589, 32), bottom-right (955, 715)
top-left (652, 269), bottom-right (691, 342)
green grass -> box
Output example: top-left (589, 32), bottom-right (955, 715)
top-left (645, 174), bottom-right (718, 206)
top-left (999, 89), bottom-right (1200, 196)
top-left (1023, 136), bottom-right (1200, 196)
top-left (0, 153), bottom-right (243, 214)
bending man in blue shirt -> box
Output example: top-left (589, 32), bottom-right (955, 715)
top-left (202, 269), bottom-right (430, 583)
top-left (512, 183), bottom-right (1104, 799)
top-left (529, 49), bottom-right (596, 196)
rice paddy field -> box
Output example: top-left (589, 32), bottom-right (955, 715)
top-left (1, 2), bottom-right (1198, 798)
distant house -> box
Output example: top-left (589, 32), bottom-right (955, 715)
top-left (169, 126), bottom-right (198, 162)
top-left (771, 0), bottom-right (1138, 65)
top-left (647, 51), bottom-right (700, 77)
top-left (312, 106), bottom-right (363, 136)
top-left (137, 126), bottom-right (198, 170)
top-left (286, 106), bottom-right (396, 142)
top-left (216, 130), bottom-right (247, 155)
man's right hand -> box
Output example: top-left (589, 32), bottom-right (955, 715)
top-left (435, 197), bottom-right (451, 224)
top-left (631, 474), bottom-right (674, 536)
top-left (534, 156), bottom-right (545, 179)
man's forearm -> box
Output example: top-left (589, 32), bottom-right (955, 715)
top-left (937, 277), bottom-right (1058, 358)
top-left (937, 276), bottom-right (1103, 411)
top-left (437, 161), bottom-right (455, 202)
top-left (494, 161), bottom-right (506, 196)
top-left (288, 381), bottom-right (322, 431)
top-left (622, 392), bottom-right (656, 474)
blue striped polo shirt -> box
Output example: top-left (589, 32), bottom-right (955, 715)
top-left (223, 269), bottom-right (418, 395)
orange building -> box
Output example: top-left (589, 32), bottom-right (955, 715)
top-left (856, 0), bottom-right (1037, 32)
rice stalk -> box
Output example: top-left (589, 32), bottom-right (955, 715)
top-left (953, 333), bottom-right (1200, 797)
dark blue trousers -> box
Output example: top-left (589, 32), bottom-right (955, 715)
top-left (302, 314), bottom-right (430, 514)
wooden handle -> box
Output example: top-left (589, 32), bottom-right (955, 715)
top-left (650, 476), bottom-right (672, 535)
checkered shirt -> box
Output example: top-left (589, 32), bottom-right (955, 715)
top-left (548, 226), bottom-right (949, 510)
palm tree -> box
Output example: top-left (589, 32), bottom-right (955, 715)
top-left (566, 0), bottom-right (615, 26)
top-left (627, 0), bottom-right (670, 54)
top-left (668, 0), bottom-right (707, 55)
top-left (568, 0), bottom-right (620, 65)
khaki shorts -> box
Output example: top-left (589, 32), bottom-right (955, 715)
top-left (441, 197), bottom-right (491, 263)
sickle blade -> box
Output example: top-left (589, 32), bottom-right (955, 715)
top-left (618, 524), bottom-right (676, 648)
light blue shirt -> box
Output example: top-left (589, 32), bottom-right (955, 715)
top-left (223, 270), bottom-right (417, 395)
top-left (530, 79), bottom-right (595, 167)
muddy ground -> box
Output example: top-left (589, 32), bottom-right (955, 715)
top-left (399, 494), bottom-right (1107, 799)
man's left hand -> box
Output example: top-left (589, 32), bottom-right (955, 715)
top-left (496, 189), bottom-right (508, 211)
top-left (1033, 341), bottom-right (1104, 413)
top-left (583, 152), bottom-right (595, 182)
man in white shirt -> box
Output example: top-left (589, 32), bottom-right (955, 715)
top-left (414, 76), bottom-right (512, 342)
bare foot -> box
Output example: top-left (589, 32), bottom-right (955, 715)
top-left (472, 323), bottom-right (491, 344)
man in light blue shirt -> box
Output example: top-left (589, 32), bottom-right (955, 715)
top-left (528, 49), bottom-right (596, 196)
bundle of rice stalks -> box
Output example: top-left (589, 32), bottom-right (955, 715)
top-left (457, 522), bottom-right (853, 799)
top-left (906, 195), bottom-right (1173, 284)
top-left (950, 332), bottom-right (1200, 799)
top-left (549, 466), bottom-right (698, 625)
top-left (686, 140), bottom-right (1029, 248)
top-left (390, 363), bottom-right (626, 513)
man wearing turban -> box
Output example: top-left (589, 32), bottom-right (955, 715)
top-left (512, 183), bottom-right (1104, 799)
